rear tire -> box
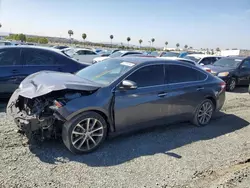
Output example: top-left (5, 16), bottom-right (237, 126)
top-left (62, 111), bottom-right (107, 154)
top-left (226, 77), bottom-right (236, 92)
top-left (192, 99), bottom-right (214, 126)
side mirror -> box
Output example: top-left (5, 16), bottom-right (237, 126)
top-left (119, 80), bottom-right (137, 90)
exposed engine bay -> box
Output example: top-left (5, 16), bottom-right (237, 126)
top-left (7, 90), bottom-right (94, 141)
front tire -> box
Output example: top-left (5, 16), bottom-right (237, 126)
top-left (192, 99), bottom-right (214, 126)
top-left (62, 112), bottom-right (107, 154)
top-left (226, 77), bottom-right (236, 91)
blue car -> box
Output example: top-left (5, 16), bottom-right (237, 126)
top-left (0, 46), bottom-right (89, 97)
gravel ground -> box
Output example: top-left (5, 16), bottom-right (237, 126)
top-left (0, 87), bottom-right (250, 188)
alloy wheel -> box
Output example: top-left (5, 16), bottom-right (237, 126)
top-left (197, 101), bottom-right (213, 125)
top-left (229, 79), bottom-right (236, 91)
top-left (71, 118), bottom-right (104, 151)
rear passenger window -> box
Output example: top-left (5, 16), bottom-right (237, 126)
top-left (0, 49), bottom-right (20, 66)
top-left (127, 65), bottom-right (164, 87)
top-left (166, 65), bottom-right (207, 84)
top-left (22, 49), bottom-right (57, 65)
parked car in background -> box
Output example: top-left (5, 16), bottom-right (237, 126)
top-left (184, 54), bottom-right (221, 65)
top-left (97, 49), bottom-right (120, 57)
top-left (62, 48), bottom-right (100, 64)
top-left (7, 57), bottom-right (226, 154)
top-left (157, 56), bottom-right (212, 72)
top-left (53, 45), bottom-right (69, 50)
top-left (92, 50), bottom-right (143, 63)
top-left (159, 51), bottom-right (180, 58)
top-left (0, 46), bottom-right (89, 97)
top-left (206, 56), bottom-right (250, 91)
top-left (0, 41), bottom-right (14, 46)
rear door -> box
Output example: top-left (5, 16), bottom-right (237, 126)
top-left (0, 48), bottom-right (22, 94)
top-left (164, 64), bottom-right (209, 118)
top-left (114, 64), bottom-right (168, 132)
top-left (238, 59), bottom-right (250, 85)
top-left (20, 48), bottom-right (62, 81)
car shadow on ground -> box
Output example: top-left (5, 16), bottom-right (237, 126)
top-left (0, 100), bottom-right (8, 113)
top-left (29, 112), bottom-right (249, 167)
top-left (232, 86), bottom-right (249, 93)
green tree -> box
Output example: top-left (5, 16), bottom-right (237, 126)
top-left (176, 43), bottom-right (180, 49)
top-left (151, 38), bottom-right (155, 46)
top-left (184, 44), bottom-right (188, 49)
top-left (18, 34), bottom-right (26, 42)
top-left (110, 35), bottom-right (114, 47)
top-left (139, 39), bottom-right (143, 48)
top-left (127, 37), bottom-right (131, 47)
top-left (38, 37), bottom-right (49, 44)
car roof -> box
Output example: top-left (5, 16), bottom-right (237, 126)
top-left (222, 56), bottom-right (246, 60)
top-left (186, 54), bottom-right (221, 58)
top-left (113, 57), bottom-right (197, 67)
top-left (0, 45), bottom-right (62, 52)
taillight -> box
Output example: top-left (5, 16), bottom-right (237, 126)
top-left (220, 82), bottom-right (226, 91)
top-left (206, 68), bottom-right (211, 73)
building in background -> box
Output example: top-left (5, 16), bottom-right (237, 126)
top-left (220, 49), bottom-right (250, 57)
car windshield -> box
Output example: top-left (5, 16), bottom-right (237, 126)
top-left (76, 58), bottom-right (136, 85)
top-left (162, 52), bottom-right (179, 57)
top-left (184, 56), bottom-right (201, 62)
top-left (213, 58), bottom-right (242, 68)
top-left (109, 51), bottom-right (124, 58)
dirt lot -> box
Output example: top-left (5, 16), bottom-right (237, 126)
top-left (0, 87), bottom-right (250, 188)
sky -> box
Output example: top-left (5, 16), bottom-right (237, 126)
top-left (0, 0), bottom-right (250, 49)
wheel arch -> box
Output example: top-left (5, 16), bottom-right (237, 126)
top-left (65, 107), bottom-right (115, 133)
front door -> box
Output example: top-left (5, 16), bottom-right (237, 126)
top-left (0, 48), bottom-right (22, 95)
top-left (114, 64), bottom-right (168, 132)
top-left (238, 59), bottom-right (250, 85)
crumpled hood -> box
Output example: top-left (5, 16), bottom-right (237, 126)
top-left (93, 56), bottom-right (110, 62)
top-left (18, 71), bottom-right (101, 99)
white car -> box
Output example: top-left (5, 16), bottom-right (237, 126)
top-left (157, 56), bottom-right (212, 72)
top-left (92, 50), bottom-right (143, 63)
top-left (62, 48), bottom-right (100, 63)
top-left (184, 54), bottom-right (221, 66)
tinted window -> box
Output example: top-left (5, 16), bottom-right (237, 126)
top-left (179, 59), bottom-right (195, 65)
top-left (166, 65), bottom-right (207, 84)
top-left (126, 65), bottom-right (164, 87)
top-left (199, 57), bottom-right (217, 65)
top-left (241, 59), bottom-right (250, 69)
top-left (213, 58), bottom-right (242, 68)
top-left (0, 49), bottom-right (20, 66)
top-left (22, 49), bottom-right (57, 65)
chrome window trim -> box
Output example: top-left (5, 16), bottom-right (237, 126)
top-left (113, 62), bottom-right (208, 91)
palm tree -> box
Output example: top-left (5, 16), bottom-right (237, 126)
top-left (127, 37), bottom-right (131, 47)
top-left (176, 43), bottom-right (180, 50)
top-left (68, 30), bottom-right (73, 43)
top-left (184, 45), bottom-right (188, 49)
top-left (0, 23), bottom-right (2, 28)
top-left (165, 41), bottom-right (168, 47)
top-left (216, 47), bottom-right (220, 52)
top-left (82, 33), bottom-right (87, 46)
top-left (110, 35), bottom-right (114, 47)
top-left (139, 39), bottom-right (143, 48)
top-left (151, 38), bottom-right (155, 46)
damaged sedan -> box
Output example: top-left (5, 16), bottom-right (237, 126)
top-left (7, 57), bottom-right (226, 154)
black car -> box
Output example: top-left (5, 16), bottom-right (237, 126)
top-left (206, 56), bottom-right (250, 91)
top-left (7, 57), bottom-right (226, 154)
top-left (0, 46), bottom-right (89, 97)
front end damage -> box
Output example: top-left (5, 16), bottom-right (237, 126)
top-left (7, 89), bottom-right (94, 141)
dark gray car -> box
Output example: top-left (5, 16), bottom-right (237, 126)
top-left (6, 57), bottom-right (226, 154)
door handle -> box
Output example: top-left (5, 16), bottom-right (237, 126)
top-left (158, 92), bottom-right (167, 97)
top-left (197, 87), bottom-right (204, 91)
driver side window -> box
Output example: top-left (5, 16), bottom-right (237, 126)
top-left (126, 64), bottom-right (164, 87)
top-left (242, 59), bottom-right (250, 69)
